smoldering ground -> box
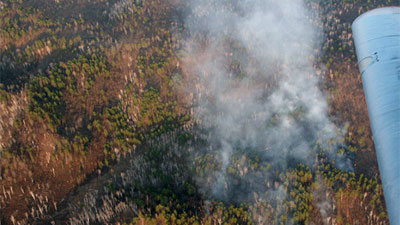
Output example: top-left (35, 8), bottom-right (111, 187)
top-left (183, 0), bottom-right (352, 205)
top-left (37, 0), bottom-right (354, 223)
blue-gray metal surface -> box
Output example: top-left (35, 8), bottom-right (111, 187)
top-left (352, 7), bottom-right (400, 225)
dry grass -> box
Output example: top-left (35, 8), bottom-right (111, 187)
top-left (324, 61), bottom-right (379, 177)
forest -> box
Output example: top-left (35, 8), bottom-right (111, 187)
top-left (0, 0), bottom-right (398, 224)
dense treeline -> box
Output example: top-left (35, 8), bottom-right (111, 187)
top-left (0, 0), bottom-right (398, 224)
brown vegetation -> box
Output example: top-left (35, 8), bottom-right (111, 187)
top-left (0, 0), bottom-right (397, 224)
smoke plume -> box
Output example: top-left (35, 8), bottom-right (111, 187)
top-left (183, 0), bottom-right (351, 202)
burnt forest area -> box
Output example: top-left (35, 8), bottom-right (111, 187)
top-left (0, 0), bottom-right (399, 224)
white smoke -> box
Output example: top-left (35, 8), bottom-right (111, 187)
top-left (184, 0), bottom-right (351, 202)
